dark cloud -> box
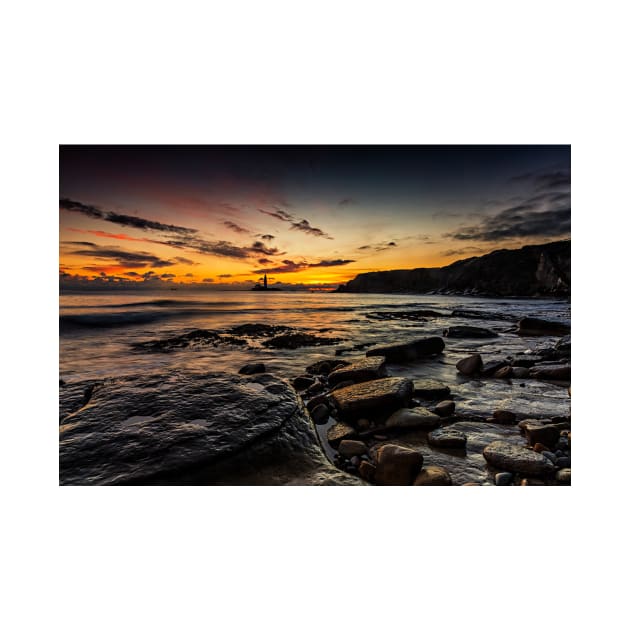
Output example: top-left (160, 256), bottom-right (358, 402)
top-left (338, 197), bottom-right (355, 206)
top-left (258, 208), bottom-right (332, 239)
top-left (173, 256), bottom-right (198, 265)
top-left (161, 237), bottom-right (252, 260)
top-left (223, 220), bottom-right (249, 234)
top-left (259, 234), bottom-right (275, 240)
top-left (185, 273), bottom-right (194, 277)
top-left (357, 241), bottom-right (398, 252)
top-left (202, 278), bottom-right (214, 283)
top-left (60, 198), bottom-right (197, 236)
top-left (161, 273), bottom-right (176, 279)
top-left (124, 271), bottom-right (141, 277)
top-left (61, 240), bottom-right (98, 247)
top-left (258, 208), bottom-right (294, 222)
top-left (250, 240), bottom-right (281, 256)
top-left (509, 168), bottom-right (571, 192)
top-left (218, 274), bottom-right (232, 278)
top-left (70, 245), bottom-right (177, 269)
top-left (446, 206), bottom-right (571, 241)
top-left (254, 258), bottom-right (354, 274)
top-left (440, 246), bottom-right (487, 257)
top-left (257, 258), bottom-right (273, 264)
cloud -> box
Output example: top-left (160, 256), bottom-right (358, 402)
top-left (440, 246), bottom-right (487, 257)
top-left (250, 240), bottom-right (281, 256)
top-left (258, 208), bottom-right (332, 239)
top-left (161, 273), bottom-right (176, 278)
top-left (69, 244), bottom-right (177, 269)
top-left (185, 273), bottom-right (194, 277)
top-left (509, 168), bottom-right (571, 192)
top-left (68, 228), bottom-right (149, 243)
top-left (257, 258), bottom-right (273, 264)
top-left (173, 256), bottom-right (198, 265)
top-left (357, 241), bottom-right (398, 252)
top-left (60, 198), bottom-right (197, 236)
top-left (218, 274), bottom-right (232, 278)
top-left (202, 278), bottom-right (214, 283)
top-left (259, 234), bottom-right (275, 240)
top-left (338, 197), bottom-right (355, 206)
top-left (254, 258), bottom-right (354, 274)
top-left (223, 220), bottom-right (249, 234)
top-left (446, 206), bottom-right (571, 241)
top-left (124, 271), bottom-right (141, 277)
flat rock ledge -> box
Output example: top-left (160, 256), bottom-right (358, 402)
top-left (59, 372), bottom-right (364, 486)
top-left (328, 356), bottom-right (387, 387)
top-left (366, 337), bottom-right (445, 362)
top-left (483, 440), bottom-right (555, 477)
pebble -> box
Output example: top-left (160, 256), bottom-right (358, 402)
top-left (495, 472), bottom-right (513, 486)
top-left (293, 375), bottom-right (315, 390)
top-left (556, 456), bottom-right (571, 468)
top-left (541, 451), bottom-right (557, 464)
top-left (310, 403), bottom-right (329, 424)
top-left (338, 440), bottom-right (368, 458)
top-left (556, 468), bottom-right (571, 484)
top-left (435, 400), bottom-right (455, 417)
top-left (350, 456), bottom-right (361, 467)
top-left (492, 409), bottom-right (517, 423)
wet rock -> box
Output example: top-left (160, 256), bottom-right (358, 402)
top-left (555, 335), bottom-right (571, 356)
top-left (492, 409), bottom-right (517, 424)
top-left (59, 372), bottom-right (364, 486)
top-left (374, 434), bottom-right (388, 441)
top-left (366, 337), bottom-right (445, 362)
top-left (327, 422), bottom-right (357, 447)
top-left (385, 407), bottom-right (441, 430)
top-left (306, 381), bottom-right (324, 396)
top-left (541, 450), bottom-right (557, 464)
top-left (359, 460), bottom-right (376, 482)
top-left (413, 465), bottom-right (452, 485)
top-left (357, 418), bottom-right (371, 430)
top-left (338, 440), bottom-right (368, 458)
top-left (456, 354), bottom-right (483, 376)
top-left (523, 423), bottom-right (562, 449)
top-left (443, 325), bottom-right (498, 338)
top-left (427, 428), bottom-right (467, 449)
top-left (306, 359), bottom-right (350, 376)
top-left (263, 332), bottom-right (343, 349)
top-left (517, 317), bottom-right (571, 337)
top-left (557, 456), bottom-right (571, 468)
top-left (229, 323), bottom-right (293, 337)
top-left (374, 444), bottom-right (423, 485)
top-left (293, 375), bottom-right (315, 390)
top-left (435, 400), bottom-right (455, 417)
top-left (480, 360), bottom-right (508, 377)
top-left (238, 362), bottom-right (266, 375)
top-left (556, 468), bottom-right (571, 484)
top-left (530, 365), bottom-right (571, 381)
top-left (483, 441), bottom-right (555, 476)
top-left (350, 455), bottom-right (361, 467)
top-left (520, 478), bottom-right (546, 486)
top-left (533, 443), bottom-right (547, 454)
top-left (306, 394), bottom-right (329, 412)
top-left (511, 366), bottom-right (530, 378)
top-left (328, 356), bottom-right (387, 387)
top-left (493, 366), bottom-right (513, 378)
top-left (310, 403), bottom-right (330, 424)
top-left (331, 377), bottom-right (414, 421)
top-left (495, 472), bottom-right (513, 486)
top-left (132, 329), bottom-right (246, 353)
top-left (413, 379), bottom-right (451, 400)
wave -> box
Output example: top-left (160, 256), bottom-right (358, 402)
top-left (62, 299), bottom-right (249, 309)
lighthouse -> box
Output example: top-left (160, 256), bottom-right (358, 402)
top-left (263, 274), bottom-right (268, 289)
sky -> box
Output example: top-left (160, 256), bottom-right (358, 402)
top-left (59, 145), bottom-right (570, 290)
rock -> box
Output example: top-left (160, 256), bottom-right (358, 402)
top-left (338, 440), bottom-right (368, 458)
top-left (413, 465), bottom-right (452, 486)
top-left (492, 409), bottom-right (517, 424)
top-left (385, 407), bottom-right (441, 430)
top-left (293, 375), bottom-right (315, 390)
top-left (374, 444), bottom-right (423, 485)
top-left (359, 460), bottom-right (376, 482)
top-left (517, 317), bottom-right (571, 337)
top-left (533, 443), bottom-right (547, 454)
top-left (310, 403), bottom-right (330, 424)
top-left (59, 372), bottom-right (365, 486)
top-left (480, 360), bottom-right (508, 377)
top-left (427, 428), bottom-right (467, 449)
top-left (456, 354), bottom-right (483, 375)
top-left (483, 441), bottom-right (555, 476)
top-left (443, 325), bottom-right (498, 338)
top-left (557, 456), bottom-right (571, 468)
top-left (306, 394), bottom-right (329, 412)
top-left (331, 377), bottom-right (414, 421)
top-left (238, 362), bottom-right (266, 375)
top-left (263, 332), bottom-right (343, 349)
top-left (366, 337), bottom-right (445, 362)
top-left (435, 400), bottom-right (455, 417)
top-left (555, 335), bottom-right (571, 356)
top-left (511, 367), bottom-right (530, 378)
top-left (330, 380), bottom-right (355, 391)
top-left (328, 356), bottom-right (387, 387)
top-left (306, 381), bottom-right (324, 396)
top-left (523, 423), bottom-right (562, 449)
top-left (357, 418), bottom-right (371, 430)
top-left (306, 359), bottom-right (349, 375)
top-left (229, 323), bottom-right (294, 337)
top-left (493, 366), bottom-right (513, 378)
top-left (350, 455), bottom-right (361, 467)
top-left (373, 434), bottom-right (388, 440)
top-left (556, 468), bottom-right (571, 484)
top-left (541, 450), bottom-right (557, 464)
top-left (495, 472), bottom-right (513, 486)
top-left (327, 422), bottom-right (357, 447)
top-left (413, 379), bottom-right (451, 400)
top-left (530, 365), bottom-right (571, 381)
top-left (520, 478), bottom-right (546, 486)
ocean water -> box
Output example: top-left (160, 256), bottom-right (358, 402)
top-left (60, 290), bottom-right (570, 419)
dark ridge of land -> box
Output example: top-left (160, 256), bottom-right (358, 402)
top-left (336, 240), bottom-right (570, 297)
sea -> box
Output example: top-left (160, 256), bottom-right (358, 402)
top-left (60, 290), bottom-right (570, 420)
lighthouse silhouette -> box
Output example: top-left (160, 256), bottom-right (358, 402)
top-left (263, 274), bottom-right (268, 289)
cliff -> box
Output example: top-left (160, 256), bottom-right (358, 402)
top-left (336, 240), bottom-right (570, 297)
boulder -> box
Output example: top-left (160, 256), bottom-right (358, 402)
top-left (530, 365), bottom-right (571, 381)
top-left (306, 359), bottom-right (349, 375)
top-left (492, 409), bottom-right (517, 424)
top-left (523, 423), bottom-right (562, 449)
top-left (456, 354), bottom-right (483, 375)
top-left (366, 337), bottom-right (445, 362)
top-left (434, 400), bottom-right (455, 417)
top-left (293, 375), bottom-right (315, 390)
top-left (327, 356), bottom-right (387, 387)
top-left (306, 381), bottom-right (324, 395)
top-left (413, 465), bottom-right (452, 486)
top-left (306, 394), bottom-right (329, 412)
top-left (517, 317), bottom-right (571, 337)
top-left (427, 428), bottom-right (467, 449)
top-left (338, 440), bottom-right (368, 458)
top-left (493, 366), bottom-right (513, 378)
top-left (59, 372), bottom-right (365, 486)
top-left (359, 460), bottom-right (376, 483)
top-left (326, 422), bottom-right (357, 447)
top-left (443, 325), bottom-right (498, 338)
top-left (331, 377), bottom-right (414, 421)
top-left (310, 403), bottom-right (330, 424)
top-left (385, 407), bottom-right (441, 430)
top-left (238, 362), bottom-right (266, 375)
top-left (555, 335), bottom-right (571, 356)
top-left (483, 441), bottom-right (555, 476)
top-left (413, 379), bottom-right (451, 399)
top-left (511, 366), bottom-right (530, 378)
top-left (374, 444), bottom-right (423, 485)
top-left (480, 360), bottom-right (508, 377)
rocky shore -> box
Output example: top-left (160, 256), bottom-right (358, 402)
top-left (60, 310), bottom-right (570, 485)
